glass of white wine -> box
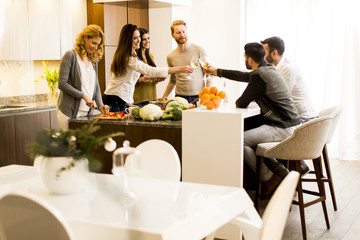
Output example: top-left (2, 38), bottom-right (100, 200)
top-left (190, 56), bottom-right (200, 69)
top-left (200, 55), bottom-right (210, 85)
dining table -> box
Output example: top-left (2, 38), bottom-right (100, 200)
top-left (0, 165), bottom-right (261, 240)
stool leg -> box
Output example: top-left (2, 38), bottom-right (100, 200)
top-left (323, 145), bottom-right (338, 211)
top-left (296, 161), bottom-right (307, 240)
top-left (313, 157), bottom-right (330, 229)
top-left (255, 156), bottom-right (263, 211)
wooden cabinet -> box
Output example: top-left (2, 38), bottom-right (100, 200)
top-left (0, 116), bottom-right (16, 166)
top-left (0, 110), bottom-right (58, 167)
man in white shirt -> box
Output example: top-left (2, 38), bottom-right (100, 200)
top-left (261, 36), bottom-right (317, 122)
top-left (261, 36), bottom-right (317, 175)
top-left (162, 20), bottom-right (212, 103)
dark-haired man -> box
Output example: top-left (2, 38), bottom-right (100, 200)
top-left (205, 42), bottom-right (301, 188)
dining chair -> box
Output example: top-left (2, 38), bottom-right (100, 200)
top-left (255, 116), bottom-right (333, 240)
top-left (0, 192), bottom-right (75, 240)
top-left (303, 105), bottom-right (342, 211)
top-left (136, 139), bottom-right (181, 181)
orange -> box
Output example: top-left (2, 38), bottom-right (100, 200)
top-left (209, 93), bottom-right (215, 99)
top-left (201, 87), bottom-right (210, 94)
top-left (206, 100), bottom-right (215, 110)
top-left (201, 93), bottom-right (211, 103)
top-left (213, 95), bottom-right (221, 105)
top-left (214, 101), bottom-right (220, 108)
top-left (217, 91), bottom-right (226, 99)
top-left (210, 86), bottom-right (218, 95)
top-left (198, 91), bottom-right (203, 99)
top-left (200, 99), bottom-right (206, 106)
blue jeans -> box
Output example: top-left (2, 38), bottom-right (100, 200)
top-left (102, 94), bottom-right (127, 112)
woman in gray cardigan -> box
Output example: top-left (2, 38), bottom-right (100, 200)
top-left (57, 25), bottom-right (109, 130)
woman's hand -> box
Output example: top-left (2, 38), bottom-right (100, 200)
top-left (204, 66), bottom-right (218, 76)
top-left (99, 105), bottom-right (110, 114)
top-left (83, 94), bottom-right (95, 109)
top-left (138, 75), bottom-right (151, 83)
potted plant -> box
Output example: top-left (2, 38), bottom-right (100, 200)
top-left (27, 118), bottom-right (124, 195)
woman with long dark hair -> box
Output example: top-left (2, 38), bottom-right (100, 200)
top-left (133, 28), bottom-right (165, 106)
top-left (103, 24), bottom-right (193, 112)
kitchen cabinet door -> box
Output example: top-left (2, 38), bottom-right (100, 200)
top-left (0, 116), bottom-right (16, 166)
top-left (15, 111), bottom-right (51, 166)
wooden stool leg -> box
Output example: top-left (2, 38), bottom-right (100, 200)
top-left (313, 157), bottom-right (330, 229)
top-left (255, 156), bottom-right (263, 211)
top-left (323, 145), bottom-right (338, 211)
top-left (296, 161), bottom-right (307, 240)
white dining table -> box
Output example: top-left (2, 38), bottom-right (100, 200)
top-left (0, 165), bottom-right (261, 240)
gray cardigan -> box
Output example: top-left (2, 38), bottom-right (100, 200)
top-left (57, 50), bottom-right (103, 118)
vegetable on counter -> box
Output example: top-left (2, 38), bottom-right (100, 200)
top-left (162, 101), bottom-right (182, 121)
top-left (131, 107), bottom-right (142, 120)
top-left (139, 104), bottom-right (163, 121)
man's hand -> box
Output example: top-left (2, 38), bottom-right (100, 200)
top-left (205, 66), bottom-right (218, 76)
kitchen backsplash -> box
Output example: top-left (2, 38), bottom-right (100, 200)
top-left (0, 60), bottom-right (60, 103)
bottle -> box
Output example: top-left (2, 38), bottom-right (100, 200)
top-left (223, 80), bottom-right (230, 102)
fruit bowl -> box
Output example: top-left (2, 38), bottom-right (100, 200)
top-left (198, 87), bottom-right (226, 110)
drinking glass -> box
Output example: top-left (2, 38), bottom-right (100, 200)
top-left (199, 55), bottom-right (210, 86)
top-left (190, 56), bottom-right (200, 69)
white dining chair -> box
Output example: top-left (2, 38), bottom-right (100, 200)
top-left (136, 139), bottom-right (181, 181)
top-left (0, 192), bottom-right (75, 240)
top-left (206, 171), bottom-right (299, 240)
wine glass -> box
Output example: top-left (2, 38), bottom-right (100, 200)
top-left (199, 55), bottom-right (210, 86)
top-left (190, 56), bottom-right (200, 69)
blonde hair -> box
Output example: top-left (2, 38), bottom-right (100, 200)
top-left (170, 20), bottom-right (186, 34)
top-left (74, 24), bottom-right (105, 63)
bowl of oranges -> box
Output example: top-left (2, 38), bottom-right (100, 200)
top-left (198, 86), bottom-right (226, 110)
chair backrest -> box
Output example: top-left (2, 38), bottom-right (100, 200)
top-left (0, 192), bottom-right (74, 240)
top-left (136, 139), bottom-right (181, 181)
top-left (264, 116), bottom-right (332, 160)
top-left (260, 171), bottom-right (300, 240)
top-left (318, 106), bottom-right (342, 144)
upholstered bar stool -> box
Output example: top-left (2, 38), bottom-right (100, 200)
top-left (303, 106), bottom-right (342, 211)
top-left (255, 116), bottom-right (333, 240)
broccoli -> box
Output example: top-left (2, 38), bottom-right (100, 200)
top-left (161, 105), bottom-right (182, 121)
top-left (131, 107), bottom-right (141, 119)
top-left (173, 96), bottom-right (189, 110)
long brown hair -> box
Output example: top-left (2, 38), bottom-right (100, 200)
top-left (136, 28), bottom-right (156, 67)
top-left (111, 24), bottom-right (138, 77)
top-left (74, 24), bottom-right (105, 63)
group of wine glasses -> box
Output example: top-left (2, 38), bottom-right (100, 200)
top-left (190, 55), bottom-right (210, 85)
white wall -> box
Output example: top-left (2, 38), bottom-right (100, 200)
top-left (149, 0), bottom-right (246, 101)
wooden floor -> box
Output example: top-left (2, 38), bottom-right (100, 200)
top-left (279, 158), bottom-right (360, 240)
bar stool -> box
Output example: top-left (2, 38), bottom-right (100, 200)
top-left (255, 116), bottom-right (332, 240)
top-left (303, 106), bottom-right (342, 211)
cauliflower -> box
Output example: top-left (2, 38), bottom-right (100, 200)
top-left (140, 104), bottom-right (163, 121)
top-left (172, 97), bottom-right (189, 110)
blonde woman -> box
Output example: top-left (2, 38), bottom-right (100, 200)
top-left (57, 24), bottom-right (109, 129)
